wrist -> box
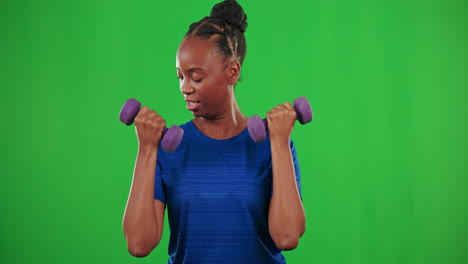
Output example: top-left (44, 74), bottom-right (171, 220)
top-left (138, 143), bottom-right (158, 156)
top-left (269, 135), bottom-right (290, 146)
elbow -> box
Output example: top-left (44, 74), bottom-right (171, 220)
top-left (128, 246), bottom-right (150, 258)
top-left (272, 230), bottom-right (302, 251)
top-left (274, 236), bottom-right (299, 251)
top-left (128, 242), bottom-right (155, 258)
top-left (123, 225), bottom-right (161, 257)
top-left (126, 237), bottom-right (159, 258)
top-left (272, 224), bottom-right (306, 251)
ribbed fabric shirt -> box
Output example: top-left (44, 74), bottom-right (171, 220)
top-left (154, 120), bottom-right (302, 264)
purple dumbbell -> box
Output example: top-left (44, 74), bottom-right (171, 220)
top-left (247, 96), bottom-right (313, 143)
top-left (119, 98), bottom-right (184, 152)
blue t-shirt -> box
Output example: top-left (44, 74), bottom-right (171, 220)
top-left (154, 120), bottom-right (302, 264)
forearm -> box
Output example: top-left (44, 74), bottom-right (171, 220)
top-left (268, 138), bottom-right (306, 250)
top-left (122, 145), bottom-right (160, 252)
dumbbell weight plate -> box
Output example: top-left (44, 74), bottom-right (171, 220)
top-left (293, 96), bottom-right (313, 124)
top-left (120, 98), bottom-right (141, 125)
top-left (247, 115), bottom-right (267, 143)
top-left (161, 125), bottom-right (185, 152)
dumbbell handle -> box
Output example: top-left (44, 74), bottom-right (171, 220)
top-left (161, 127), bottom-right (169, 136)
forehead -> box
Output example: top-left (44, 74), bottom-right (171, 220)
top-left (176, 36), bottom-right (223, 71)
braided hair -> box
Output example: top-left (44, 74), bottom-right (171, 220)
top-left (185, 0), bottom-right (248, 66)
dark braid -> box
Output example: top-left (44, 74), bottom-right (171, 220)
top-left (185, 0), bottom-right (248, 66)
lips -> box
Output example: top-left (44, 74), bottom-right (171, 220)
top-left (185, 100), bottom-right (200, 111)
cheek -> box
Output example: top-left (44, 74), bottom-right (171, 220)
top-left (200, 78), bottom-right (224, 96)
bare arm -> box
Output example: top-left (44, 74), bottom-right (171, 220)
top-left (266, 102), bottom-right (306, 251)
top-left (122, 106), bottom-right (166, 257)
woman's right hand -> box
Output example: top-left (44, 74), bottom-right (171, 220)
top-left (134, 106), bottom-right (166, 149)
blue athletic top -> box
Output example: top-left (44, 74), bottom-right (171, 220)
top-left (154, 120), bottom-right (302, 264)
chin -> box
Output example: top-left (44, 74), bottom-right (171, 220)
top-left (191, 110), bottom-right (203, 117)
top-left (192, 110), bottom-right (213, 119)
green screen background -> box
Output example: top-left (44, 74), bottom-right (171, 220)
top-left (1, 0), bottom-right (467, 263)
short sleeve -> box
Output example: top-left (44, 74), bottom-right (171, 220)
top-left (269, 139), bottom-right (303, 201)
top-left (154, 153), bottom-right (167, 204)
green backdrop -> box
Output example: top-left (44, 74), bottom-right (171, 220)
top-left (1, 0), bottom-right (467, 263)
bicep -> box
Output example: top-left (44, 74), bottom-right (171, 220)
top-left (154, 153), bottom-right (167, 244)
top-left (153, 199), bottom-right (166, 245)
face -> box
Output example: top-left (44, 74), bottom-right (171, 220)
top-left (176, 36), bottom-right (239, 118)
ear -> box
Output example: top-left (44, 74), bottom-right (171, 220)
top-left (227, 61), bottom-right (241, 85)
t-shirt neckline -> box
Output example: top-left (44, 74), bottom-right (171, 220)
top-left (188, 120), bottom-right (249, 144)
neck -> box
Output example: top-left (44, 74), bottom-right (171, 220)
top-left (193, 92), bottom-right (247, 140)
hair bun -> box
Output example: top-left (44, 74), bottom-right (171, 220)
top-left (210, 0), bottom-right (248, 32)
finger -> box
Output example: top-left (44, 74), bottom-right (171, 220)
top-left (266, 110), bottom-right (274, 119)
top-left (144, 110), bottom-right (158, 119)
top-left (284, 101), bottom-right (294, 111)
top-left (136, 106), bottom-right (152, 122)
top-left (276, 103), bottom-right (288, 110)
top-left (138, 105), bottom-right (150, 115)
top-left (268, 109), bottom-right (281, 118)
top-left (270, 105), bottom-right (283, 113)
top-left (267, 109), bottom-right (282, 118)
top-left (146, 112), bottom-right (164, 124)
top-left (276, 104), bottom-right (290, 113)
top-left (284, 102), bottom-right (296, 118)
top-left (136, 107), bottom-right (159, 124)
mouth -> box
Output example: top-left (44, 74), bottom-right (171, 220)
top-left (185, 100), bottom-right (201, 111)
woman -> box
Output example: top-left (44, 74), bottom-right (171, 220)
top-left (122, 1), bottom-right (306, 263)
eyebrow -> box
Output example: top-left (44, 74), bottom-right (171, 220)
top-left (176, 67), bottom-right (205, 73)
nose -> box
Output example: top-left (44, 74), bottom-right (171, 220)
top-left (180, 80), bottom-right (194, 95)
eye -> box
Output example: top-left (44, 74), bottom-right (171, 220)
top-left (177, 76), bottom-right (184, 81)
top-left (193, 78), bottom-right (203, 83)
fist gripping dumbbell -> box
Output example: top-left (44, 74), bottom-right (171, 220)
top-left (247, 96), bottom-right (313, 143)
top-left (119, 98), bottom-right (184, 152)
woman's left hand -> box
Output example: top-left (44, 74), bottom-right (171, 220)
top-left (266, 102), bottom-right (297, 142)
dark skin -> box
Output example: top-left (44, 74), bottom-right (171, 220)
top-left (176, 35), bottom-right (306, 249)
top-left (176, 35), bottom-right (247, 139)
top-left (122, 35), bottom-right (305, 257)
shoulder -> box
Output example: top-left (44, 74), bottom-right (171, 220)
top-left (179, 120), bottom-right (193, 130)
